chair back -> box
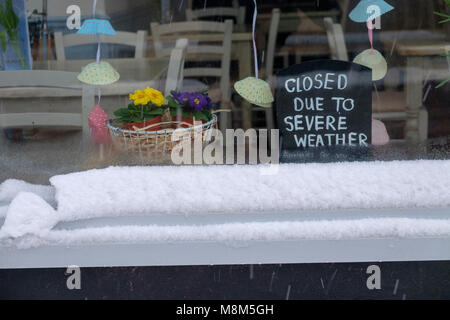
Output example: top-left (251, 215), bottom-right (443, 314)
top-left (54, 30), bottom-right (148, 61)
top-left (265, 8), bottom-right (281, 83)
top-left (151, 20), bottom-right (233, 132)
top-left (186, 6), bottom-right (246, 25)
top-left (0, 70), bottom-right (94, 134)
top-left (164, 38), bottom-right (188, 96)
top-left (323, 17), bottom-right (349, 61)
top-left (151, 20), bottom-right (233, 99)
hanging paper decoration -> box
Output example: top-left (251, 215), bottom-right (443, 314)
top-left (77, 0), bottom-right (119, 146)
top-left (88, 105), bottom-right (110, 145)
top-left (371, 119), bottom-right (390, 145)
top-left (353, 49), bottom-right (387, 81)
top-left (234, 77), bottom-right (273, 108)
top-left (349, 0), bottom-right (394, 23)
top-left (234, 0), bottom-right (274, 108)
top-left (77, 19), bottom-right (117, 36)
top-left (349, 0), bottom-right (394, 81)
top-left (78, 61), bottom-right (120, 85)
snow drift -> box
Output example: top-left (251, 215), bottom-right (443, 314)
top-left (0, 160), bottom-right (449, 246)
top-left (49, 160), bottom-right (450, 221)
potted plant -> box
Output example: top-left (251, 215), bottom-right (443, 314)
top-left (166, 90), bottom-right (213, 128)
top-left (113, 88), bottom-right (214, 131)
top-left (113, 87), bottom-right (166, 131)
top-left (109, 88), bottom-right (217, 153)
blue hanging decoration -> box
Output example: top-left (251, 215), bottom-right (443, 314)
top-left (349, 0), bottom-right (394, 23)
top-left (349, 0), bottom-right (394, 81)
top-left (77, 19), bottom-right (117, 36)
top-left (77, 0), bottom-right (116, 36)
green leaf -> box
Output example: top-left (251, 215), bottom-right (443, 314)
top-left (203, 109), bottom-right (212, 119)
top-left (114, 117), bottom-right (133, 124)
top-left (433, 11), bottom-right (450, 18)
top-left (113, 108), bottom-right (130, 117)
top-left (166, 95), bottom-right (183, 108)
top-left (182, 111), bottom-right (193, 118)
top-left (144, 108), bottom-right (164, 116)
top-left (169, 107), bottom-right (183, 117)
top-left (436, 78), bottom-right (450, 89)
top-left (6, 0), bottom-right (18, 29)
top-left (192, 111), bottom-right (209, 121)
top-left (0, 6), bottom-right (10, 30)
top-left (434, 11), bottom-right (450, 23)
top-left (0, 29), bottom-right (6, 52)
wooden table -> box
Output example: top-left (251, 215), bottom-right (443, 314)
top-left (395, 40), bottom-right (449, 143)
top-left (5, 58), bottom-right (170, 125)
top-left (147, 33), bottom-right (254, 129)
top-left (258, 10), bottom-right (340, 34)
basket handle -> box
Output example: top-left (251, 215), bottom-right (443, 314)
top-left (133, 121), bottom-right (194, 132)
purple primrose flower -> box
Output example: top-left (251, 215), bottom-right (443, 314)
top-left (171, 91), bottom-right (212, 111)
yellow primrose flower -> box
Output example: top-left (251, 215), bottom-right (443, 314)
top-left (143, 87), bottom-right (165, 107)
top-left (129, 89), bottom-right (151, 106)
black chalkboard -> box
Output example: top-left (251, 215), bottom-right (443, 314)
top-left (276, 60), bottom-right (372, 160)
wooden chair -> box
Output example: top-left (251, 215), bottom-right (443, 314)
top-left (277, 8), bottom-right (341, 64)
top-left (323, 18), bottom-right (428, 141)
top-left (323, 18), bottom-right (348, 61)
top-left (337, 0), bottom-right (350, 32)
top-left (54, 30), bottom-right (148, 61)
top-left (164, 39), bottom-right (188, 96)
top-left (0, 70), bottom-right (94, 135)
top-left (151, 20), bottom-right (233, 133)
top-left (253, 8), bottom-right (281, 130)
top-left (186, 5), bottom-right (246, 27)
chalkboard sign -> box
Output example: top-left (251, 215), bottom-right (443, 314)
top-left (275, 60), bottom-right (372, 161)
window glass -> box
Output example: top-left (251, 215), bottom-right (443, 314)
top-left (0, 0), bottom-right (449, 185)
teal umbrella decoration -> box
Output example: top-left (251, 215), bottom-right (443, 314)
top-left (77, 19), bottom-right (117, 36)
top-left (349, 0), bottom-right (394, 81)
top-left (349, 0), bottom-right (394, 22)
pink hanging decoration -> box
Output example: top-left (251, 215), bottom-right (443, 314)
top-left (367, 20), bottom-right (374, 56)
top-left (88, 105), bottom-right (110, 145)
top-left (372, 119), bottom-right (390, 145)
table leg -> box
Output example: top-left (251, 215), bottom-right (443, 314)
top-left (237, 41), bottom-right (253, 130)
top-left (405, 56), bottom-right (428, 143)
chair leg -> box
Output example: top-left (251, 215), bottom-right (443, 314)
top-left (295, 51), bottom-right (302, 64)
top-left (265, 107), bottom-right (275, 130)
top-left (219, 99), bottom-right (232, 138)
top-left (219, 112), bottom-right (230, 135)
top-left (277, 51), bottom-right (290, 68)
top-left (418, 107), bottom-right (429, 142)
top-left (283, 53), bottom-right (289, 68)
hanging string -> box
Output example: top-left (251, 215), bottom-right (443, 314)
top-left (367, 20), bottom-right (374, 56)
top-left (252, 0), bottom-right (258, 79)
top-left (97, 87), bottom-right (101, 105)
top-left (93, 0), bottom-right (97, 17)
top-left (93, 0), bottom-right (101, 104)
top-left (96, 34), bottom-right (101, 63)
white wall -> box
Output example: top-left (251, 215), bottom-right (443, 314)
top-left (26, 0), bottom-right (163, 31)
top-left (26, 0), bottom-right (106, 17)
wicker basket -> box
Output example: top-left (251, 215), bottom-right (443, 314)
top-left (107, 114), bottom-right (217, 154)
